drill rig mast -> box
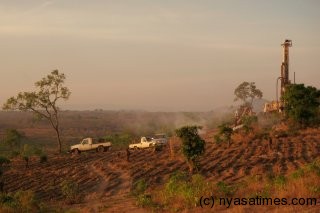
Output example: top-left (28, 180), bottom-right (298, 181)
top-left (264, 39), bottom-right (292, 113)
top-left (280, 39), bottom-right (292, 97)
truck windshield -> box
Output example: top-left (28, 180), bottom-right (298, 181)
top-left (154, 134), bottom-right (166, 139)
top-left (82, 139), bottom-right (89, 144)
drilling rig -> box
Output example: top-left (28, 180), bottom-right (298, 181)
top-left (264, 39), bottom-right (293, 113)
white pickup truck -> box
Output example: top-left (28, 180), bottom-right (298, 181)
top-left (70, 138), bottom-right (112, 154)
top-left (129, 134), bottom-right (167, 150)
top-left (152, 134), bottom-right (168, 145)
top-left (129, 137), bottom-right (157, 150)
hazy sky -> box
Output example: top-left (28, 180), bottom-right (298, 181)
top-left (1, 0), bottom-right (319, 111)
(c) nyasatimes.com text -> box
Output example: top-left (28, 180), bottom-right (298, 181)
top-left (199, 196), bottom-right (319, 208)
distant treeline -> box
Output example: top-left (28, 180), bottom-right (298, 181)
top-left (0, 110), bottom-right (233, 149)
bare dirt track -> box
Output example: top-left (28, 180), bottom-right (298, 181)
top-left (2, 128), bottom-right (320, 212)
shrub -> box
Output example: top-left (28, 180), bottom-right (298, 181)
top-left (39, 154), bottom-right (47, 163)
top-left (136, 194), bottom-right (153, 207)
top-left (60, 180), bottom-right (80, 204)
top-left (291, 168), bottom-right (305, 179)
top-left (306, 160), bottom-right (320, 176)
top-left (163, 172), bottom-right (211, 208)
top-left (0, 157), bottom-right (10, 167)
top-left (0, 190), bottom-right (39, 213)
top-left (175, 126), bottom-right (205, 173)
top-left (272, 175), bottom-right (287, 189)
top-left (215, 123), bottom-right (233, 147)
top-left (282, 84), bottom-right (320, 126)
top-left (10, 151), bottom-right (20, 158)
top-left (14, 190), bottom-right (38, 212)
top-left (216, 181), bottom-right (235, 196)
top-left (132, 179), bottom-right (147, 196)
top-left (241, 115), bottom-right (258, 134)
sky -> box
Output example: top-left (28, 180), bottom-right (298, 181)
top-left (0, 0), bottom-right (319, 111)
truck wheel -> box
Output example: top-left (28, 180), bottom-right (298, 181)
top-left (73, 149), bottom-right (80, 155)
top-left (97, 146), bottom-right (104, 153)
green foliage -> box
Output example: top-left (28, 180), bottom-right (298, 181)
top-left (103, 133), bottom-right (133, 149)
top-left (39, 154), bottom-right (48, 163)
top-left (10, 151), bottom-right (20, 158)
top-left (215, 123), bottom-right (233, 146)
top-left (214, 135), bottom-right (222, 144)
top-left (282, 84), bottom-right (320, 126)
top-left (241, 115), bottom-right (258, 134)
top-left (306, 159), bottom-right (320, 176)
top-left (132, 179), bottom-right (156, 208)
top-left (2, 70), bottom-right (71, 153)
top-left (272, 175), bottom-right (287, 189)
top-left (216, 181), bottom-right (235, 196)
top-left (291, 168), bottom-right (305, 179)
top-left (2, 129), bottom-right (23, 149)
top-left (136, 194), bottom-right (153, 208)
top-left (0, 157), bottom-right (10, 167)
top-left (21, 144), bottom-right (33, 158)
top-left (132, 179), bottom-right (148, 196)
top-left (234, 82), bottom-right (263, 106)
top-left (60, 180), bottom-right (80, 204)
top-left (308, 186), bottom-right (320, 194)
top-left (163, 172), bottom-right (211, 208)
top-left (0, 193), bottom-right (19, 210)
top-left (0, 190), bottom-right (39, 213)
top-left (165, 171), bottom-right (188, 196)
top-left (175, 126), bottom-right (205, 173)
top-left (20, 144), bottom-right (45, 159)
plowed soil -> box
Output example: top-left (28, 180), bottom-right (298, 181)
top-left (2, 128), bottom-right (320, 212)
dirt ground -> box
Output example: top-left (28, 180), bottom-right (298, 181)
top-left (2, 128), bottom-right (320, 212)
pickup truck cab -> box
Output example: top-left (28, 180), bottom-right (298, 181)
top-left (70, 138), bottom-right (112, 154)
top-left (152, 134), bottom-right (168, 145)
top-left (129, 137), bottom-right (157, 150)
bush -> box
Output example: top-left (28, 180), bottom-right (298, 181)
top-left (132, 179), bottom-right (147, 196)
top-left (60, 180), bottom-right (80, 204)
top-left (216, 181), bottom-right (235, 196)
top-left (103, 133), bottom-right (134, 150)
top-left (10, 151), bottom-right (20, 158)
top-left (291, 168), bottom-right (305, 179)
top-left (241, 115), bottom-right (258, 134)
top-left (175, 126), bottom-right (205, 173)
top-left (306, 160), bottom-right (320, 176)
top-left (136, 194), bottom-right (153, 207)
top-left (163, 172), bottom-right (211, 208)
top-left (0, 157), bottom-right (10, 167)
top-left (215, 123), bottom-right (233, 147)
top-left (39, 154), bottom-right (47, 163)
top-left (272, 175), bottom-right (287, 189)
top-left (0, 190), bottom-right (39, 213)
top-left (282, 84), bottom-right (320, 126)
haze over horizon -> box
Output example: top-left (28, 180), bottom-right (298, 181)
top-left (1, 0), bottom-right (319, 111)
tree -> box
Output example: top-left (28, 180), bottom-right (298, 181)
top-left (214, 123), bottom-right (233, 147)
top-left (282, 84), bottom-right (320, 126)
top-left (241, 115), bottom-right (258, 134)
top-left (2, 70), bottom-right (71, 153)
top-left (234, 82), bottom-right (263, 107)
top-left (2, 129), bottom-right (24, 149)
top-left (175, 126), bottom-right (205, 173)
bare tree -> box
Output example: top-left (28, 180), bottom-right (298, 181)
top-left (2, 70), bottom-right (71, 153)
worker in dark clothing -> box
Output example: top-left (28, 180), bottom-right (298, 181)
top-left (268, 137), bottom-right (273, 150)
top-left (126, 148), bottom-right (131, 162)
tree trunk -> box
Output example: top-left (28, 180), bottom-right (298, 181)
top-left (187, 159), bottom-right (195, 174)
top-left (54, 127), bottom-right (62, 153)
